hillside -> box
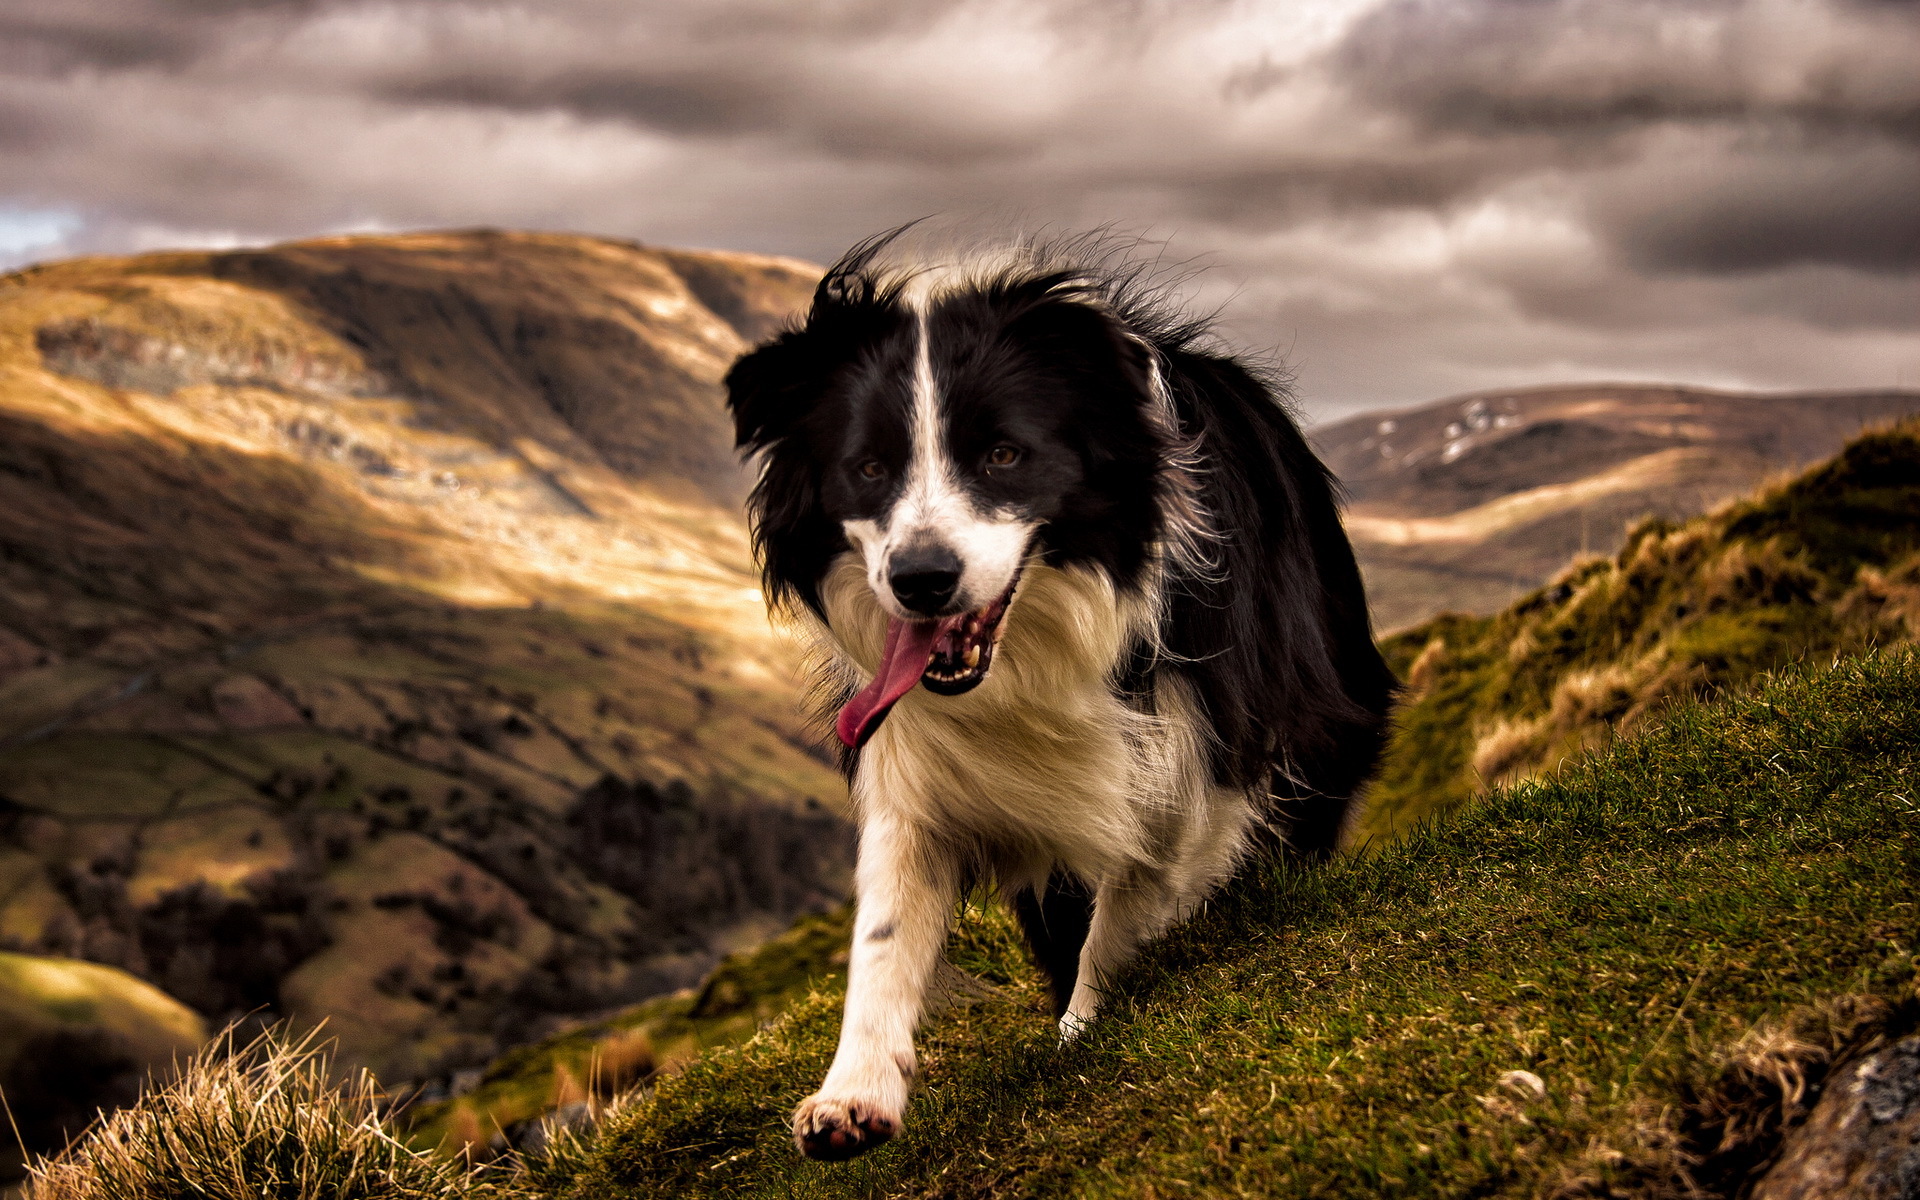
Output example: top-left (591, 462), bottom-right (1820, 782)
top-left (545, 649), bottom-right (1919, 1198)
top-left (451, 419), bottom-right (1920, 1196)
top-left (47, 647), bottom-right (1907, 1199)
top-left (0, 231), bottom-right (851, 1098)
top-left (0, 952), bottom-right (206, 1177)
top-left (1312, 384), bottom-right (1920, 630)
top-left (398, 905), bottom-right (856, 1158)
top-left (1359, 417), bottom-right (1920, 842)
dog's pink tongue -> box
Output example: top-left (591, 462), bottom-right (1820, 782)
top-left (836, 617), bottom-right (954, 749)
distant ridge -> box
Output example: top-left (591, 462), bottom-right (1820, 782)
top-left (1312, 382), bottom-right (1920, 630)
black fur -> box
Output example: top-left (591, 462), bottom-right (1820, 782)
top-left (728, 233), bottom-right (1398, 999)
top-left (1012, 873), bottom-right (1095, 1019)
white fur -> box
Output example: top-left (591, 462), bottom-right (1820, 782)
top-left (841, 306), bottom-right (1034, 619)
top-left (791, 550), bottom-right (1258, 1151)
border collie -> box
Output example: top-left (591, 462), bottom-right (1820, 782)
top-left (726, 231), bottom-right (1396, 1161)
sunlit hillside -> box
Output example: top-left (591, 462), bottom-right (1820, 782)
top-left (0, 231), bottom-right (851, 1099)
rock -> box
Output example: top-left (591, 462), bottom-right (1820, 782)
top-left (1752, 1033), bottom-right (1920, 1200)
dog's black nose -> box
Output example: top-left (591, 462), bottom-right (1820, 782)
top-left (889, 546), bottom-right (963, 615)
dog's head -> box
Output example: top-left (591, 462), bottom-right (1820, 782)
top-left (727, 238), bottom-right (1203, 747)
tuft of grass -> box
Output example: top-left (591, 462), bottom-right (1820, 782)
top-left (26, 1028), bottom-right (521, 1200)
top-left (544, 648), bottom-right (1920, 1199)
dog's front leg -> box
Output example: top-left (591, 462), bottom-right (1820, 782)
top-left (793, 811), bottom-right (955, 1161)
top-left (1058, 873), bottom-right (1176, 1040)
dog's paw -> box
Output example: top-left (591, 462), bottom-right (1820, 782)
top-left (792, 1092), bottom-right (899, 1161)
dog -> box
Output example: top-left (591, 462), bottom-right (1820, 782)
top-left (725, 231), bottom-right (1397, 1161)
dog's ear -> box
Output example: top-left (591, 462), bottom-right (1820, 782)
top-left (731, 232), bottom-right (914, 453)
top-left (1006, 298), bottom-right (1160, 423)
top-left (725, 332), bottom-right (819, 454)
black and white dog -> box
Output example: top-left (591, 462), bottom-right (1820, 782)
top-left (726, 232), bottom-right (1396, 1161)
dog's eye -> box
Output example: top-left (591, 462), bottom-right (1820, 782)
top-left (858, 460), bottom-right (887, 481)
top-left (986, 445), bottom-right (1021, 468)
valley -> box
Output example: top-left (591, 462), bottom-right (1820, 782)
top-left (0, 232), bottom-right (851, 1105)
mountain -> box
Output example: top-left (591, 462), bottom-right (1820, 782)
top-left (1312, 383), bottom-right (1920, 630)
top-left (0, 230), bottom-right (851, 1092)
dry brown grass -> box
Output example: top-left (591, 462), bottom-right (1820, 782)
top-left (1404, 636), bottom-right (1450, 696)
top-left (1697, 541), bottom-right (1821, 613)
top-left (1470, 715), bottom-right (1549, 787)
top-left (587, 1029), bottom-right (656, 1098)
top-left (25, 1026), bottom-right (519, 1200)
top-left (1838, 550), bottom-right (1920, 640)
top-left (547, 1064), bottom-right (587, 1111)
top-left (1471, 665), bottom-right (1639, 787)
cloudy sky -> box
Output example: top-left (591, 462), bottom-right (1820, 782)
top-left (2, 0), bottom-right (1916, 420)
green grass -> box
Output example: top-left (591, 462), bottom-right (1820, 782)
top-left (546, 648), bottom-right (1920, 1199)
top-left (1362, 419), bottom-right (1920, 840)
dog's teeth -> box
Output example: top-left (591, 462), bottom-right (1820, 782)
top-left (964, 645), bottom-right (980, 668)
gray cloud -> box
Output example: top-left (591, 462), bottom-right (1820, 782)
top-left (1334, 0), bottom-right (1920, 140)
top-left (0, 0), bottom-right (1915, 418)
top-left (1321, 0), bottom-right (1920, 278)
top-left (1594, 135), bottom-right (1920, 274)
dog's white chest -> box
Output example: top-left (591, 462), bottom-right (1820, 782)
top-left (821, 557), bottom-right (1213, 883)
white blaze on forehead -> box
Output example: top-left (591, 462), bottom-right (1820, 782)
top-left (899, 306), bottom-right (958, 537)
top-left (841, 302), bottom-right (1035, 620)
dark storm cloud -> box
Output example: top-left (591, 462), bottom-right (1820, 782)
top-left (388, 66), bottom-right (791, 136)
top-left (0, 96), bottom-right (64, 152)
top-left (346, 2), bottom-right (1049, 162)
top-left (0, 0), bottom-right (322, 74)
top-left (1131, 151), bottom-right (1525, 228)
top-left (1597, 137), bottom-right (1920, 273)
top-left (0, 13), bottom-right (200, 73)
top-left (1319, 0), bottom-right (1920, 277)
top-left (0, 0), bottom-right (1914, 416)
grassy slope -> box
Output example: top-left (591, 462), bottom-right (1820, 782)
top-left (550, 649), bottom-right (1919, 1198)
top-left (0, 952), bottom-right (208, 1175)
top-left (1360, 419), bottom-right (1920, 843)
